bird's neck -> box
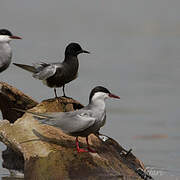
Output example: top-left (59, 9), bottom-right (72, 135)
top-left (64, 55), bottom-right (78, 62)
top-left (0, 41), bottom-right (10, 46)
top-left (63, 55), bottom-right (79, 72)
top-left (0, 42), bottom-right (11, 54)
top-left (90, 99), bottom-right (106, 111)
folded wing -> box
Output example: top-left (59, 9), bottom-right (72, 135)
top-left (24, 109), bottom-right (96, 134)
top-left (14, 62), bottom-right (63, 80)
top-left (32, 63), bottom-right (58, 80)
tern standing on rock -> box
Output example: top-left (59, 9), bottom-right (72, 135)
top-left (0, 29), bottom-right (21, 73)
top-left (13, 43), bottom-right (89, 97)
top-left (17, 86), bottom-right (120, 153)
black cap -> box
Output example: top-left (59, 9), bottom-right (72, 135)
top-left (0, 29), bottom-right (12, 36)
top-left (65, 42), bottom-right (89, 56)
top-left (89, 86), bottom-right (110, 102)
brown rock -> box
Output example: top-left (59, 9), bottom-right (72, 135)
top-left (0, 82), bottom-right (146, 180)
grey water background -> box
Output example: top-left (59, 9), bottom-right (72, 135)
top-left (0, 0), bottom-right (180, 179)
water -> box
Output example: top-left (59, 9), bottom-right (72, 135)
top-left (0, 0), bottom-right (180, 179)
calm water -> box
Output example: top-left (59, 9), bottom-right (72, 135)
top-left (0, 0), bottom-right (180, 179)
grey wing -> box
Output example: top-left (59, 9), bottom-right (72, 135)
top-left (32, 63), bottom-right (61, 80)
top-left (60, 110), bottom-right (96, 133)
top-left (33, 110), bottom-right (96, 134)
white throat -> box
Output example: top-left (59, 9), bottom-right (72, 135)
top-left (0, 35), bottom-right (11, 43)
top-left (91, 92), bottom-right (108, 110)
top-left (92, 99), bottom-right (106, 110)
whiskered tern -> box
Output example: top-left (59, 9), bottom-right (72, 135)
top-left (16, 86), bottom-right (120, 153)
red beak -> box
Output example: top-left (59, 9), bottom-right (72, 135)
top-left (109, 93), bottom-right (120, 99)
top-left (10, 36), bottom-right (22, 39)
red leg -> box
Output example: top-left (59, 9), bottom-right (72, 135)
top-left (86, 136), bottom-right (96, 153)
top-left (76, 137), bottom-right (88, 153)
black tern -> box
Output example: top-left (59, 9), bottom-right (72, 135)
top-left (13, 42), bottom-right (89, 97)
top-left (0, 29), bottom-right (21, 73)
top-left (16, 86), bottom-right (120, 153)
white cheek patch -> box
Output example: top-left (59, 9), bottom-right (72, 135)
top-left (0, 35), bottom-right (11, 42)
top-left (92, 92), bottom-right (107, 102)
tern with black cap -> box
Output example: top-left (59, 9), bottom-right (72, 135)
top-left (0, 29), bottom-right (22, 73)
top-left (15, 86), bottom-right (120, 153)
top-left (13, 42), bottom-right (89, 97)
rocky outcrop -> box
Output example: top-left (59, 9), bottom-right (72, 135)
top-left (0, 82), bottom-right (151, 180)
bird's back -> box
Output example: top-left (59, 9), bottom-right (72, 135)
top-left (34, 105), bottom-right (105, 137)
top-left (64, 105), bottom-right (106, 137)
top-left (70, 105), bottom-right (106, 137)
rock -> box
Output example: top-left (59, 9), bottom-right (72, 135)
top-left (0, 82), bottom-right (149, 180)
top-left (0, 81), bottom-right (38, 123)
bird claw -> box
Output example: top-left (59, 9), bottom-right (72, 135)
top-left (62, 95), bottom-right (67, 98)
top-left (76, 147), bottom-right (96, 153)
top-left (77, 148), bottom-right (89, 153)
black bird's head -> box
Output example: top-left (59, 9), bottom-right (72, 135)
top-left (0, 29), bottom-right (22, 43)
top-left (65, 42), bottom-right (90, 57)
top-left (89, 86), bottom-right (120, 103)
top-left (0, 29), bottom-right (13, 36)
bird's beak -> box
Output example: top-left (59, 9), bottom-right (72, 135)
top-left (10, 36), bottom-right (22, 40)
top-left (81, 49), bottom-right (90, 54)
top-left (109, 93), bottom-right (120, 99)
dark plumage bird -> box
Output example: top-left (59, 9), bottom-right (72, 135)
top-left (0, 29), bottom-right (21, 73)
top-left (15, 86), bottom-right (120, 153)
top-left (13, 42), bottom-right (89, 97)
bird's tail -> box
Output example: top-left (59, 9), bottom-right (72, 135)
top-left (12, 108), bottom-right (55, 124)
top-left (13, 108), bottom-right (66, 128)
top-left (13, 63), bottom-right (36, 73)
